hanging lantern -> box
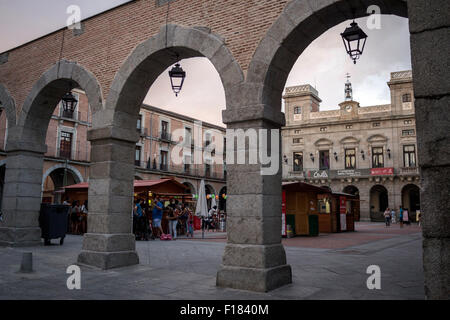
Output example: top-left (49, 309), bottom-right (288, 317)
top-left (341, 20), bottom-right (368, 64)
top-left (216, 195), bottom-right (219, 200)
top-left (61, 92), bottom-right (78, 113)
top-left (168, 60), bottom-right (186, 97)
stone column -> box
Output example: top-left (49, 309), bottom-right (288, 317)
top-left (358, 183), bottom-right (371, 222)
top-left (408, 0), bottom-right (450, 299)
top-left (217, 109), bottom-right (292, 292)
top-left (77, 128), bottom-right (139, 269)
top-left (0, 147), bottom-right (45, 247)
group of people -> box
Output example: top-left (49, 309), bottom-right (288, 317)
top-left (383, 206), bottom-right (418, 228)
top-left (133, 196), bottom-right (195, 241)
top-left (63, 199), bottom-right (88, 235)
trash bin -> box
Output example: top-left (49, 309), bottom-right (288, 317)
top-left (39, 204), bottom-right (70, 245)
top-left (308, 215), bottom-right (319, 237)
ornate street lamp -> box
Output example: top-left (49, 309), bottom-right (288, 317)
top-left (168, 56), bottom-right (186, 97)
top-left (61, 92), bottom-right (78, 113)
top-left (341, 20), bottom-right (368, 64)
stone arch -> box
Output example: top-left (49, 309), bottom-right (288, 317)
top-left (42, 163), bottom-right (84, 190)
top-left (12, 60), bottom-right (103, 152)
top-left (205, 184), bottom-right (216, 196)
top-left (182, 181), bottom-right (196, 195)
top-left (246, 0), bottom-right (407, 111)
top-left (102, 24), bottom-right (244, 132)
top-left (401, 183), bottom-right (421, 220)
top-left (0, 84), bottom-right (17, 127)
top-left (370, 184), bottom-right (389, 221)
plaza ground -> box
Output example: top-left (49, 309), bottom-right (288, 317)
top-left (0, 222), bottom-right (424, 300)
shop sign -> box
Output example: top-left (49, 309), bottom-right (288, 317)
top-left (306, 170), bottom-right (329, 179)
top-left (371, 168), bottom-right (394, 176)
top-left (337, 169), bottom-right (362, 177)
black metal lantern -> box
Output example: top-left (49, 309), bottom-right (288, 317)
top-left (341, 20), bottom-right (368, 64)
top-left (168, 61), bottom-right (186, 97)
top-left (61, 92), bottom-right (78, 113)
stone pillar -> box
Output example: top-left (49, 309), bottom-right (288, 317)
top-left (359, 183), bottom-right (371, 222)
top-left (217, 111), bottom-right (292, 292)
top-left (408, 0), bottom-right (450, 299)
top-left (77, 128), bottom-right (139, 269)
top-left (0, 149), bottom-right (44, 247)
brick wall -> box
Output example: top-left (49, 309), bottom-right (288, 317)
top-left (0, 0), bottom-right (289, 115)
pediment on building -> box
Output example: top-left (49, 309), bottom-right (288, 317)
top-left (314, 138), bottom-right (334, 147)
top-left (340, 136), bottom-right (360, 145)
top-left (367, 134), bottom-right (388, 143)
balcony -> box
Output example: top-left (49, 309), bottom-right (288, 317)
top-left (160, 163), bottom-right (168, 172)
top-left (399, 167), bottom-right (419, 175)
top-left (160, 131), bottom-right (172, 142)
top-left (137, 127), bottom-right (149, 137)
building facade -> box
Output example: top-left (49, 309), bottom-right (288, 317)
top-left (0, 91), bottom-right (226, 208)
top-left (282, 71), bottom-right (420, 222)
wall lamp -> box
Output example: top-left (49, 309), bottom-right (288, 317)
top-left (361, 150), bottom-right (365, 160)
top-left (334, 152), bottom-right (338, 161)
top-left (387, 148), bottom-right (391, 159)
top-left (310, 153), bottom-right (315, 163)
top-left (283, 155), bottom-right (288, 164)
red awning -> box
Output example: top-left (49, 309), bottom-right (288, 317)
top-left (64, 178), bottom-right (187, 190)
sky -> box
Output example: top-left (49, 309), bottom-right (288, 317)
top-left (0, 1), bottom-right (412, 126)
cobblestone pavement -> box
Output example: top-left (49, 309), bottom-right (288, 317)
top-left (0, 223), bottom-right (424, 300)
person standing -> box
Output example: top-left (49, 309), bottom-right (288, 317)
top-left (186, 207), bottom-right (194, 238)
top-left (133, 199), bottom-right (144, 240)
top-left (80, 200), bottom-right (88, 234)
top-left (152, 196), bottom-right (164, 238)
top-left (208, 206), bottom-right (218, 232)
top-left (384, 208), bottom-right (391, 227)
top-left (168, 205), bottom-right (180, 240)
top-left (390, 208), bottom-right (396, 224)
top-left (399, 206), bottom-right (404, 228)
top-left (403, 208), bottom-right (410, 226)
top-left (71, 201), bottom-right (81, 234)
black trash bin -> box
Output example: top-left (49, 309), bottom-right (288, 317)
top-left (39, 204), bottom-right (70, 245)
top-left (308, 214), bottom-right (319, 237)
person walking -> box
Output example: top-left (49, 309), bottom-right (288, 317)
top-left (384, 208), bottom-right (391, 227)
top-left (133, 199), bottom-right (145, 240)
top-left (152, 196), bottom-right (164, 238)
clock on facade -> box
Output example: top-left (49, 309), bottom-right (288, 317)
top-left (345, 105), bottom-right (352, 112)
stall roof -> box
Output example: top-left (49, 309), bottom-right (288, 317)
top-left (65, 178), bottom-right (188, 190)
top-left (282, 182), bottom-right (331, 194)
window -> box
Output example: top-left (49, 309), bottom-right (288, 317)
top-left (346, 125), bottom-right (353, 130)
top-left (185, 127), bottom-right (192, 145)
top-left (59, 131), bottom-right (73, 159)
top-left (205, 133), bottom-right (211, 147)
top-left (294, 106), bottom-right (302, 114)
top-left (345, 149), bottom-right (356, 169)
top-left (293, 152), bottom-right (303, 172)
top-left (294, 130), bottom-right (301, 134)
top-left (137, 115), bottom-right (142, 131)
top-left (205, 163), bottom-right (211, 177)
top-left (372, 147), bottom-right (384, 168)
top-left (135, 146), bottom-right (142, 166)
top-left (402, 93), bottom-right (412, 103)
top-left (402, 129), bottom-right (415, 136)
top-left (160, 151), bottom-right (168, 171)
top-left (161, 121), bottom-right (170, 140)
top-left (404, 120), bottom-right (413, 125)
top-left (184, 155), bottom-right (191, 173)
top-left (403, 145), bottom-right (417, 167)
top-left (319, 150), bottom-right (330, 170)
top-left (293, 138), bottom-right (302, 144)
top-left (373, 122), bottom-right (381, 127)
top-left (320, 127), bottom-right (328, 132)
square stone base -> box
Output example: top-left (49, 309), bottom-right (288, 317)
top-left (77, 233), bottom-right (139, 270)
top-left (78, 250), bottom-right (139, 270)
top-left (216, 264), bottom-right (292, 292)
top-left (0, 227), bottom-right (42, 247)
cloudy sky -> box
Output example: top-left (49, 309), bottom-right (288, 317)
top-left (0, 1), bottom-right (411, 126)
